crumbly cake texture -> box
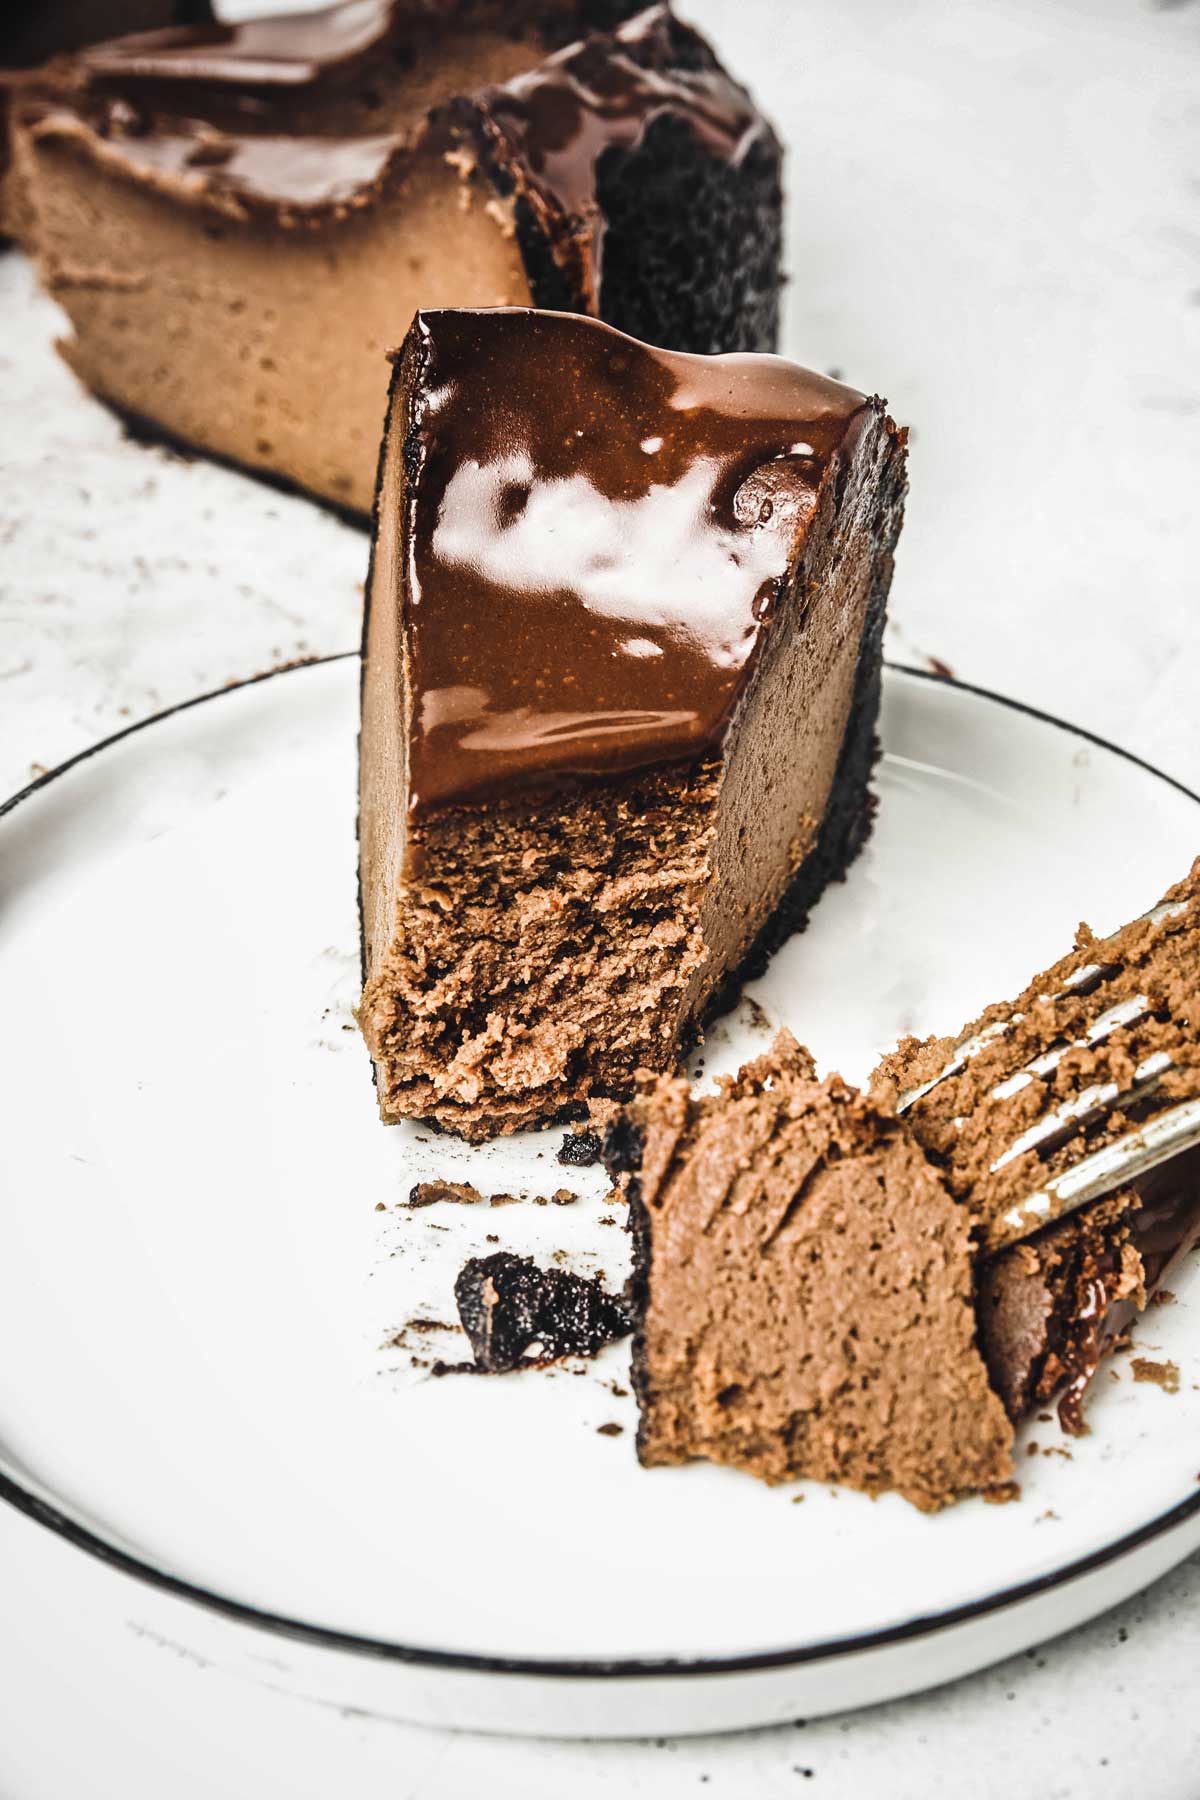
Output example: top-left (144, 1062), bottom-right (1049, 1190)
top-left (13, 1), bottom-right (783, 513)
top-left (877, 860), bottom-right (1200, 1430)
top-left (358, 309), bottom-right (907, 1140)
top-left (453, 1251), bottom-right (629, 1371)
top-left (603, 1033), bottom-right (1014, 1511)
top-left (871, 859), bottom-right (1200, 1228)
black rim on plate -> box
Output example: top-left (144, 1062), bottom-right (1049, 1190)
top-left (1, 655), bottom-right (1197, 1680)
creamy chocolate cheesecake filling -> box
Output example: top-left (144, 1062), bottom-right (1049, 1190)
top-left (16, 2), bottom-right (784, 512)
top-left (603, 1034), bottom-right (1015, 1511)
top-left (359, 308), bottom-right (907, 1138)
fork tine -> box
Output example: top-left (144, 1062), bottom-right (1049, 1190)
top-left (982, 1094), bottom-right (1200, 1254)
top-left (896, 899), bottom-right (1187, 1116)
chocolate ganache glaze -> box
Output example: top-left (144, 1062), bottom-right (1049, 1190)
top-left (397, 307), bottom-right (872, 817)
top-left (57, 1), bottom-right (760, 231)
top-left (1058, 1146), bottom-right (1200, 1429)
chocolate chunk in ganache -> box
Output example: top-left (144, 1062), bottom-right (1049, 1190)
top-left (453, 1252), bottom-right (630, 1373)
top-left (359, 307), bottom-right (907, 1139)
top-left (604, 1033), bottom-right (1014, 1511)
top-left (13, 2), bottom-right (783, 513)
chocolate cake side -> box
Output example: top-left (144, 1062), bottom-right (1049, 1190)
top-left (603, 1033), bottom-right (1014, 1512)
top-left (358, 308), bottom-right (907, 1140)
top-left (14, 2), bottom-right (783, 513)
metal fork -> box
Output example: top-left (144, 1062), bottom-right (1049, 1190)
top-left (897, 900), bottom-right (1200, 1254)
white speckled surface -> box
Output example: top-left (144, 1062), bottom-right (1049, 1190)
top-left (1, 0), bottom-right (1197, 1790)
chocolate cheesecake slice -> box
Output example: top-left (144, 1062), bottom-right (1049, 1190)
top-left (358, 308), bottom-right (907, 1140)
top-left (13, 0), bottom-right (783, 513)
top-left (602, 1034), bottom-right (1014, 1511)
top-left (874, 860), bottom-right (1200, 1430)
top-left (0, 0), bottom-right (212, 241)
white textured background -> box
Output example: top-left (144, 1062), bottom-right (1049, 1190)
top-left (1, 0), bottom-right (1198, 1792)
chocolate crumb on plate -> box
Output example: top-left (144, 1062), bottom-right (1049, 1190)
top-left (558, 1130), bottom-right (603, 1168)
top-left (407, 1179), bottom-right (483, 1208)
top-left (1131, 1357), bottom-right (1181, 1393)
top-left (453, 1251), bottom-right (630, 1373)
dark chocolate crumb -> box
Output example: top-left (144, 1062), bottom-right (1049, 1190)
top-left (926, 654), bottom-right (956, 680)
top-left (596, 1421), bottom-right (624, 1437)
top-left (558, 1130), bottom-right (602, 1167)
top-left (453, 1252), bottom-right (631, 1373)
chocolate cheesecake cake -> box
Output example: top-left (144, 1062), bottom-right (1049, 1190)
top-left (0, 0), bottom-right (212, 241)
top-left (874, 859), bottom-right (1200, 1431)
top-left (602, 1034), bottom-right (1014, 1511)
top-left (13, 0), bottom-right (783, 513)
top-left (358, 307), bottom-right (907, 1140)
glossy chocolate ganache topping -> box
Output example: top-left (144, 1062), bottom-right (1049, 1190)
top-left (396, 308), bottom-right (873, 815)
top-left (54, 1), bottom-right (763, 224)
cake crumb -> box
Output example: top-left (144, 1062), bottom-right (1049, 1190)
top-left (983, 1482), bottom-right (1020, 1505)
top-left (558, 1130), bottom-right (602, 1168)
top-left (407, 1180), bottom-right (482, 1207)
top-left (1131, 1357), bottom-right (1180, 1393)
top-left (596, 1421), bottom-right (624, 1437)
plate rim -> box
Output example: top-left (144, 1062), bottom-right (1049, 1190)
top-left (2, 654), bottom-right (1197, 1680)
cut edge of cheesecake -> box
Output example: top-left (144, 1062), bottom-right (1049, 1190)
top-left (358, 307), bottom-right (907, 1141)
top-left (601, 1031), bottom-right (1016, 1512)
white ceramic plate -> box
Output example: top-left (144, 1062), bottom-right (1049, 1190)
top-left (0, 658), bottom-right (1196, 1739)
